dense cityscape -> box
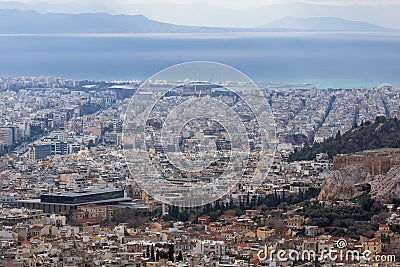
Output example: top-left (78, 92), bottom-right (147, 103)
top-left (0, 77), bottom-right (399, 266)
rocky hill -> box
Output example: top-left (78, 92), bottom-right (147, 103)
top-left (318, 165), bottom-right (372, 201)
top-left (370, 165), bottom-right (400, 202)
top-left (319, 165), bottom-right (400, 203)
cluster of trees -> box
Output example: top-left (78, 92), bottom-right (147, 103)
top-left (164, 187), bottom-right (320, 223)
top-left (165, 200), bottom-right (234, 222)
top-left (256, 187), bottom-right (320, 210)
top-left (109, 209), bottom-right (153, 228)
top-left (29, 124), bottom-right (45, 140)
top-left (290, 116), bottom-right (400, 161)
top-left (297, 195), bottom-right (384, 239)
top-left (143, 244), bottom-right (183, 262)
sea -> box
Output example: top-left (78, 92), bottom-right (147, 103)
top-left (0, 31), bottom-right (399, 89)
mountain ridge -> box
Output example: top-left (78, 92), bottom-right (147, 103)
top-left (0, 9), bottom-right (393, 34)
top-left (0, 9), bottom-right (197, 34)
top-left (0, 1), bottom-right (399, 29)
top-left (262, 16), bottom-right (387, 31)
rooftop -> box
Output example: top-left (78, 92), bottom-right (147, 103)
top-left (42, 189), bottom-right (123, 198)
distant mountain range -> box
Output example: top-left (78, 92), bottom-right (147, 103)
top-left (0, 9), bottom-right (199, 33)
top-left (0, 9), bottom-right (392, 34)
top-left (262, 17), bottom-right (387, 31)
top-left (0, 1), bottom-right (399, 29)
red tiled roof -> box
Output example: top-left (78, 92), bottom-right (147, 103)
top-left (249, 257), bottom-right (259, 264)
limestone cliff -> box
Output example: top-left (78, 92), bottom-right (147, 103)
top-left (318, 165), bottom-right (372, 201)
top-left (319, 164), bottom-right (400, 202)
top-left (370, 165), bottom-right (400, 202)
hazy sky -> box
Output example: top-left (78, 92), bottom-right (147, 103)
top-left (2, 0), bottom-right (400, 7)
top-left (0, 0), bottom-right (399, 28)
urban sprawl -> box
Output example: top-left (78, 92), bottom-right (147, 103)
top-left (0, 77), bottom-right (400, 267)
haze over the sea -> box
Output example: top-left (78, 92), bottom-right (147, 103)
top-left (0, 32), bottom-right (399, 88)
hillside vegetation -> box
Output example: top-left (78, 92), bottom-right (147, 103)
top-left (290, 116), bottom-right (400, 161)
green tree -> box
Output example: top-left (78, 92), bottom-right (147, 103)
top-left (168, 244), bottom-right (174, 262)
top-left (156, 249), bottom-right (160, 261)
top-left (151, 245), bottom-right (155, 261)
top-left (177, 251), bottom-right (183, 262)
